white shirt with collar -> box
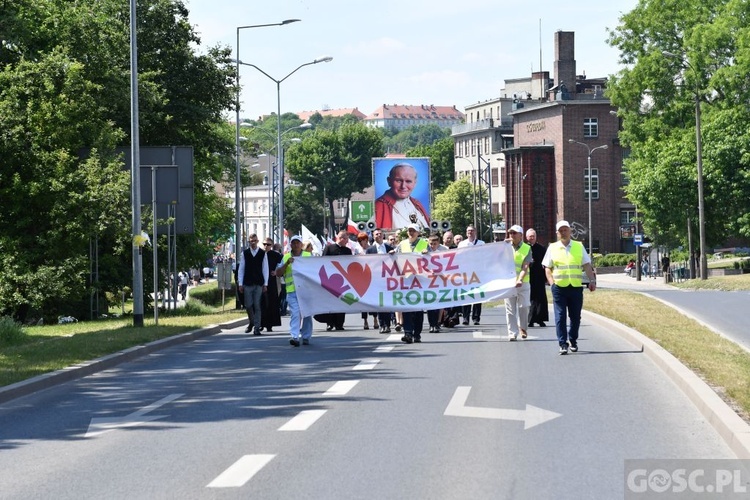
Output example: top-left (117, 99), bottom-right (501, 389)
top-left (457, 238), bottom-right (485, 248)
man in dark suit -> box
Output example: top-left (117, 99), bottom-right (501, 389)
top-left (237, 233), bottom-right (269, 335)
top-left (322, 230), bottom-right (353, 330)
top-left (525, 228), bottom-right (549, 327)
top-left (366, 229), bottom-right (394, 333)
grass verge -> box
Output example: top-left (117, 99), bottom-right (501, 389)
top-left (585, 289), bottom-right (750, 422)
top-left (672, 273), bottom-right (750, 291)
top-left (0, 300), bottom-right (244, 387)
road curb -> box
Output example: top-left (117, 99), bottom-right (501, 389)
top-left (585, 310), bottom-right (750, 459)
top-left (0, 317), bottom-right (247, 405)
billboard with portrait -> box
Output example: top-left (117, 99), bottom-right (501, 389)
top-left (372, 157), bottom-right (431, 230)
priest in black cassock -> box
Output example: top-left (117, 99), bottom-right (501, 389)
top-left (260, 237), bottom-right (283, 332)
top-left (525, 228), bottom-right (549, 327)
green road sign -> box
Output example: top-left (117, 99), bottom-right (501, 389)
top-left (350, 200), bottom-right (373, 222)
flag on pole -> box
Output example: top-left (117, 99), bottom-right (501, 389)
top-left (301, 224), bottom-right (323, 256)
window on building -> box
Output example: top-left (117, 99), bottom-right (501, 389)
top-left (620, 209), bottom-right (635, 224)
top-left (584, 118), bottom-right (598, 138)
top-left (491, 167), bottom-right (499, 187)
top-left (500, 166), bottom-right (506, 187)
top-left (584, 168), bottom-right (599, 200)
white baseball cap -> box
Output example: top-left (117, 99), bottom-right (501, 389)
top-left (555, 220), bottom-right (570, 231)
top-left (509, 224), bottom-right (523, 234)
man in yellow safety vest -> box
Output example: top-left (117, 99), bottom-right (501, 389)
top-left (505, 225), bottom-right (532, 341)
top-left (276, 235), bottom-right (313, 347)
top-left (397, 223), bottom-right (429, 344)
top-left (542, 220), bottom-right (597, 355)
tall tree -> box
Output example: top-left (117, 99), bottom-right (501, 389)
top-left (432, 179), bottom-right (488, 237)
top-left (0, 0), bottom-right (238, 320)
top-left (406, 136), bottom-right (455, 195)
top-left (607, 0), bottom-right (750, 247)
top-left (284, 123), bottom-right (384, 233)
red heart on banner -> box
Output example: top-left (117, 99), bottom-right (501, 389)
top-left (332, 261), bottom-right (372, 297)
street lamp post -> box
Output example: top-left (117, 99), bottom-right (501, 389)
top-left (235, 57), bottom-right (333, 243)
top-left (235, 20), bottom-right (299, 260)
top-left (663, 51), bottom-right (707, 279)
top-left (568, 139), bottom-right (608, 256)
top-left (242, 124), bottom-right (310, 241)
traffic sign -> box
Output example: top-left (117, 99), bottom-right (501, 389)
top-left (350, 201), bottom-right (373, 222)
top-left (634, 233), bottom-right (643, 246)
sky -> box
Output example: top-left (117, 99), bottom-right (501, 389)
top-left (182, 0), bottom-right (639, 121)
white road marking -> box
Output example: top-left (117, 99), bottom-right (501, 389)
top-left (206, 454), bottom-right (275, 488)
top-left (387, 334), bottom-right (402, 342)
top-left (353, 358), bottom-right (380, 370)
top-left (472, 331), bottom-right (502, 339)
top-left (374, 345), bottom-right (395, 353)
top-left (444, 386), bottom-right (562, 430)
top-left (324, 380), bottom-right (359, 396)
top-left (278, 409), bottom-right (327, 431)
top-left (85, 393), bottom-right (184, 437)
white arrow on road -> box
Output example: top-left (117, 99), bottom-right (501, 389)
top-left (85, 393), bottom-right (184, 437)
top-left (444, 386), bottom-right (561, 430)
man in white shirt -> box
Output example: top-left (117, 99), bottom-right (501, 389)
top-left (457, 225), bottom-right (485, 325)
top-left (237, 234), bottom-right (269, 335)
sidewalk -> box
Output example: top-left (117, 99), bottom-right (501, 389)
top-left (596, 272), bottom-right (675, 292)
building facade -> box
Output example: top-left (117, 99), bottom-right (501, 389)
top-left (364, 104), bottom-right (464, 131)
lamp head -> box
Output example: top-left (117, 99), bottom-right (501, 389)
top-left (315, 56), bottom-right (334, 64)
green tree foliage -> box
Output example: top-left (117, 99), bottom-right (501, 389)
top-left (406, 136), bottom-right (455, 194)
top-left (432, 179), bottom-right (488, 237)
top-left (285, 123), bottom-right (385, 233)
top-left (0, 0), bottom-right (236, 321)
top-left (306, 112), bottom-right (362, 131)
top-left (384, 124), bottom-right (450, 154)
top-left (607, 0), bottom-right (750, 247)
top-left (284, 185), bottom-right (325, 237)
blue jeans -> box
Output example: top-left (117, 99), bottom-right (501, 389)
top-left (286, 291), bottom-right (312, 340)
top-left (551, 284), bottom-right (584, 347)
top-left (243, 284), bottom-right (263, 332)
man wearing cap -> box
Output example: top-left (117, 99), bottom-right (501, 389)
top-left (504, 225), bottom-right (532, 341)
top-left (542, 220), bottom-right (597, 355)
top-left (397, 224), bottom-right (429, 343)
top-left (276, 235), bottom-right (313, 347)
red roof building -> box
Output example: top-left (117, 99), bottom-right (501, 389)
top-left (364, 104), bottom-right (464, 131)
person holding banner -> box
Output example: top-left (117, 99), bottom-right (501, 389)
top-left (397, 224), bottom-right (429, 344)
top-left (366, 229), bottom-right (393, 333)
top-left (276, 235), bottom-right (313, 347)
top-left (322, 230), bottom-right (353, 331)
top-left (458, 225), bottom-right (485, 325)
top-left (504, 225), bottom-right (532, 341)
top-left (543, 220), bottom-right (597, 355)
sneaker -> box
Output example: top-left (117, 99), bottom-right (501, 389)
top-left (290, 338), bottom-right (300, 347)
top-left (302, 339), bottom-right (310, 345)
top-left (401, 334), bottom-right (413, 344)
top-left (569, 342), bottom-right (578, 352)
top-left (559, 346), bottom-right (568, 355)
top-left (508, 335), bottom-right (517, 342)
top-left (428, 326), bottom-right (435, 333)
top-left (383, 327), bottom-right (391, 334)
top-left (395, 323), bottom-right (402, 332)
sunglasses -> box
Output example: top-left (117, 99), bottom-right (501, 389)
top-left (263, 243), bottom-right (272, 246)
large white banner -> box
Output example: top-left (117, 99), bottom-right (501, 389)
top-left (292, 244), bottom-right (518, 316)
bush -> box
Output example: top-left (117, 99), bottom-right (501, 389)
top-left (188, 283), bottom-right (236, 307)
top-left (0, 316), bottom-right (26, 345)
top-left (161, 298), bottom-right (213, 317)
top-left (595, 253), bottom-right (636, 267)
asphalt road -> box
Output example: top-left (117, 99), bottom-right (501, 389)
top-left (0, 307), bottom-right (736, 499)
top-left (598, 273), bottom-right (750, 353)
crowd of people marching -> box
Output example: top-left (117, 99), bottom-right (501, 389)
top-left (234, 219), bottom-right (596, 355)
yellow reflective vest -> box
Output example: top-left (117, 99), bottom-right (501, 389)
top-left (514, 242), bottom-right (531, 283)
top-left (549, 240), bottom-right (584, 287)
top-left (281, 251), bottom-right (311, 293)
top-left (399, 238), bottom-right (428, 254)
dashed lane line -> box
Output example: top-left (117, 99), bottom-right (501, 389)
top-left (353, 358), bottom-right (380, 370)
top-left (206, 454), bottom-right (275, 488)
top-left (324, 380), bottom-right (360, 396)
top-left (278, 409), bottom-right (328, 431)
